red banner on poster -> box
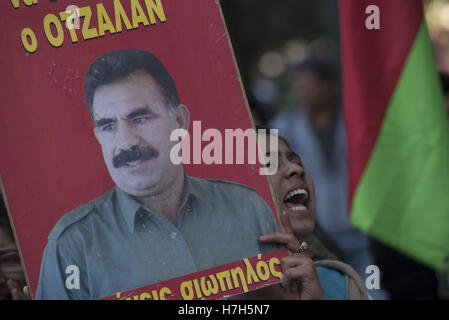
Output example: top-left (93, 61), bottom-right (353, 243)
top-left (108, 250), bottom-right (287, 300)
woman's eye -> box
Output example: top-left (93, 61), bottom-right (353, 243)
top-left (291, 157), bottom-right (305, 169)
top-left (296, 160), bottom-right (304, 168)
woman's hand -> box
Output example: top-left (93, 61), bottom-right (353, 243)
top-left (259, 211), bottom-right (325, 300)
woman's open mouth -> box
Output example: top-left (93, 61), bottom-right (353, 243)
top-left (283, 187), bottom-right (309, 212)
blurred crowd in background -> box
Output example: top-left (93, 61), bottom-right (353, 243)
top-left (2, 0), bottom-right (449, 300)
top-left (222, 0), bottom-right (449, 300)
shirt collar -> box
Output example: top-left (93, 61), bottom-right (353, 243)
top-left (180, 171), bottom-right (206, 205)
top-left (115, 171), bottom-right (205, 233)
top-left (115, 186), bottom-right (145, 233)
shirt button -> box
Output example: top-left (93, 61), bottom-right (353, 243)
top-left (170, 232), bottom-right (177, 239)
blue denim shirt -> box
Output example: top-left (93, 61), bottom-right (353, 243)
top-left (35, 175), bottom-right (281, 299)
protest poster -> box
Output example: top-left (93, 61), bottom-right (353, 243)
top-left (0, 0), bottom-right (288, 299)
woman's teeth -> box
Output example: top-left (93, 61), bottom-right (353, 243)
top-left (283, 188), bottom-right (309, 211)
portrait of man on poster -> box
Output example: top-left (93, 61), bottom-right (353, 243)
top-left (35, 49), bottom-right (282, 300)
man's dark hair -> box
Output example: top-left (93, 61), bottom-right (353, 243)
top-left (84, 49), bottom-right (180, 119)
top-left (292, 56), bottom-right (336, 82)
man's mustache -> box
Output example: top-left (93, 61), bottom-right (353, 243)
top-left (113, 146), bottom-right (159, 168)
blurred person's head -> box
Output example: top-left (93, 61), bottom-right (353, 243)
top-left (290, 56), bottom-right (338, 118)
top-left (258, 127), bottom-right (316, 239)
top-left (0, 194), bottom-right (26, 300)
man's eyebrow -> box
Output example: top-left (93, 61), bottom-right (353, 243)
top-left (94, 107), bottom-right (156, 127)
top-left (126, 107), bottom-right (155, 119)
top-left (94, 118), bottom-right (116, 128)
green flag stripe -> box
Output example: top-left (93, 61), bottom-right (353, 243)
top-left (350, 21), bottom-right (449, 273)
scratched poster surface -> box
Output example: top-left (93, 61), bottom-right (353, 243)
top-left (0, 0), bottom-right (287, 299)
